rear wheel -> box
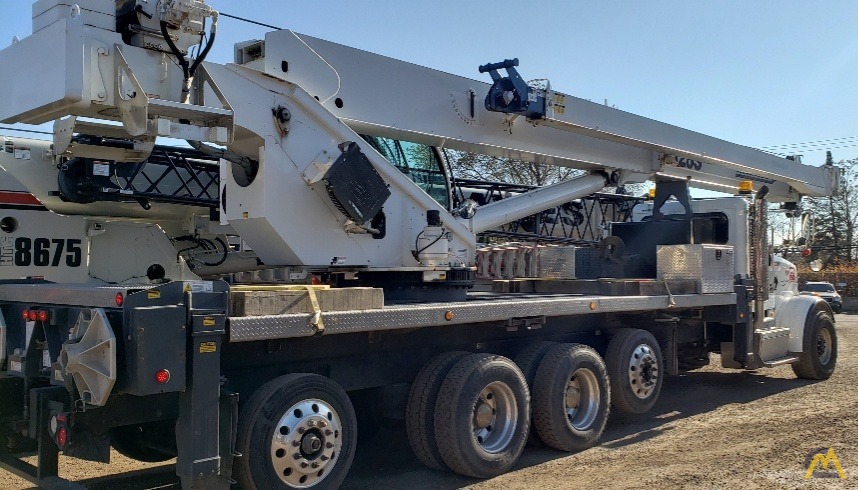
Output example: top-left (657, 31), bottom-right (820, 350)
top-left (405, 351), bottom-right (470, 470)
top-left (793, 310), bottom-right (837, 380)
top-left (532, 343), bottom-right (610, 452)
top-left (434, 353), bottom-right (530, 478)
top-left (514, 341), bottom-right (555, 445)
top-left (605, 328), bottom-right (663, 414)
top-left (234, 374), bottom-right (357, 489)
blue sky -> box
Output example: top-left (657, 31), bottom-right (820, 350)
top-left (2, 1), bottom-right (857, 165)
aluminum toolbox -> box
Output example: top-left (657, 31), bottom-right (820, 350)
top-left (656, 244), bottom-right (734, 293)
top-left (537, 246), bottom-right (602, 279)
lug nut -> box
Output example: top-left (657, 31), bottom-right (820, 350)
top-left (307, 420), bottom-right (318, 428)
top-left (325, 442), bottom-right (334, 449)
top-left (293, 453), bottom-right (302, 460)
top-left (297, 427), bottom-right (306, 434)
top-left (311, 462), bottom-right (319, 469)
top-left (318, 420), bottom-right (327, 428)
top-left (324, 429), bottom-right (333, 436)
top-left (320, 455), bottom-right (329, 461)
top-left (300, 462), bottom-right (309, 469)
top-left (292, 440), bottom-right (301, 447)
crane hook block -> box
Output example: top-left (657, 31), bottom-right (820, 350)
top-left (479, 58), bottom-right (547, 120)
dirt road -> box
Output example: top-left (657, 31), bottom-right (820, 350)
top-left (3, 313), bottom-right (856, 489)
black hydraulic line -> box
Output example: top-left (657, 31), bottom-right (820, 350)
top-left (188, 25), bottom-right (216, 76)
top-left (203, 237), bottom-right (230, 267)
top-left (160, 20), bottom-right (189, 80)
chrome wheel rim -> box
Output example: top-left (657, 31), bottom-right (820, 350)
top-left (817, 328), bottom-right (833, 365)
top-left (472, 381), bottom-right (518, 453)
top-left (565, 368), bottom-right (600, 430)
top-left (628, 343), bottom-right (659, 399)
top-left (270, 399), bottom-right (342, 488)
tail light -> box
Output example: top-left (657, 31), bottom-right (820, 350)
top-left (155, 369), bottom-right (171, 384)
top-left (49, 412), bottom-right (69, 450)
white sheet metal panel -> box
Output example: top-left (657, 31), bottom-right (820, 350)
top-left (0, 19), bottom-right (87, 124)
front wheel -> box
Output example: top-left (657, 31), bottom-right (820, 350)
top-left (793, 310), bottom-right (837, 380)
top-left (605, 328), bottom-right (663, 414)
top-left (234, 374), bottom-right (357, 489)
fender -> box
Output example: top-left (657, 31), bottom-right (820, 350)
top-left (773, 294), bottom-right (833, 353)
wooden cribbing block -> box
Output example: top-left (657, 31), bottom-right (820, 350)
top-left (230, 286), bottom-right (384, 316)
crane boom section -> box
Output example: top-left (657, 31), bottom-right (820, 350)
top-left (248, 31), bottom-right (839, 201)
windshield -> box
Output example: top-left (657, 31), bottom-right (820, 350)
top-left (801, 283), bottom-right (836, 293)
top-left (362, 136), bottom-right (450, 209)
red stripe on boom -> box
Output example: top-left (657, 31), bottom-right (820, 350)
top-left (0, 191), bottom-right (42, 206)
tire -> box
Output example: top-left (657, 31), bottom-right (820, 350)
top-left (405, 351), bottom-right (470, 471)
top-left (434, 353), bottom-right (530, 478)
top-left (513, 341), bottom-right (556, 389)
top-left (792, 310), bottom-right (837, 380)
top-left (605, 328), bottom-right (663, 414)
top-left (513, 341), bottom-right (555, 446)
top-left (110, 421), bottom-right (175, 463)
top-left (532, 343), bottom-right (610, 452)
top-left (234, 374), bottom-right (357, 489)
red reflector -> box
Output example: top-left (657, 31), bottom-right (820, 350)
top-left (22, 310), bottom-right (30, 320)
top-left (56, 426), bottom-right (67, 448)
top-left (801, 248), bottom-right (812, 257)
top-left (155, 369), bottom-right (171, 384)
top-left (115, 293), bottom-right (124, 307)
top-left (27, 310), bottom-right (37, 321)
top-left (38, 310), bottom-right (48, 322)
top-left (56, 413), bottom-right (67, 423)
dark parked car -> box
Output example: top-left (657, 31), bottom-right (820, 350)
top-left (799, 281), bottom-right (843, 313)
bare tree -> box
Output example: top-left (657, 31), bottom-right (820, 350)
top-left (446, 150), bottom-right (582, 186)
top-left (806, 152), bottom-right (858, 266)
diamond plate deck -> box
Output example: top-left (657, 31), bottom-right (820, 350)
top-left (228, 292), bottom-right (735, 342)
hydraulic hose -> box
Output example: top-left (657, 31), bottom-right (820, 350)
top-left (186, 140), bottom-right (258, 181)
top-left (189, 12), bottom-right (218, 76)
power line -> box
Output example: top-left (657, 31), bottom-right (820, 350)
top-left (220, 12), bottom-right (284, 31)
top-left (761, 135), bottom-right (858, 150)
top-left (0, 126), bottom-right (51, 136)
top-left (765, 141), bottom-right (858, 157)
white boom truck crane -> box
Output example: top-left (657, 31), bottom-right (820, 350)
top-left (0, 1), bottom-right (841, 488)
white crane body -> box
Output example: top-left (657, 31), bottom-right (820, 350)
top-left (0, 2), bottom-right (841, 489)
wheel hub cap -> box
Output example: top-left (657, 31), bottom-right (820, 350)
top-left (817, 328), bottom-right (833, 365)
top-left (270, 399), bottom-right (342, 488)
top-left (472, 382), bottom-right (517, 453)
top-left (300, 432), bottom-right (323, 455)
top-left (628, 344), bottom-right (659, 399)
top-left (565, 368), bottom-right (600, 430)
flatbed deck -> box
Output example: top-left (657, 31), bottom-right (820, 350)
top-left (228, 290), bottom-right (736, 342)
top-left (0, 282), bottom-right (736, 343)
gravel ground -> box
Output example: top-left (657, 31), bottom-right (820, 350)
top-left (2, 313), bottom-right (856, 489)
